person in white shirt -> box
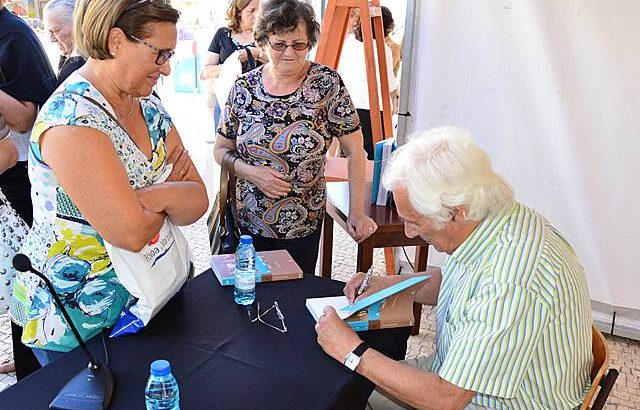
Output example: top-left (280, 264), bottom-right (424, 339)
top-left (338, 6), bottom-right (399, 160)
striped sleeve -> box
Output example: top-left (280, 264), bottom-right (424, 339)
top-left (437, 283), bottom-right (550, 398)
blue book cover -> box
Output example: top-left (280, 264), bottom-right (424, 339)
top-left (306, 275), bottom-right (430, 331)
top-left (371, 139), bottom-right (386, 203)
top-left (211, 250), bottom-right (302, 286)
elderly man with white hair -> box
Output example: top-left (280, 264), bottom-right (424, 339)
top-left (315, 127), bottom-right (593, 410)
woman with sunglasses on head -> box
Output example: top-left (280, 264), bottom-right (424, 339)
top-left (201, 0), bottom-right (265, 131)
top-left (11, 0), bottom-right (208, 366)
top-left (214, 0), bottom-right (377, 275)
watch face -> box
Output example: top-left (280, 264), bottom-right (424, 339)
top-left (344, 352), bottom-right (361, 371)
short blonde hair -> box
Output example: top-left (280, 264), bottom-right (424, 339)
top-left (383, 127), bottom-right (515, 228)
top-left (74, 0), bottom-right (179, 60)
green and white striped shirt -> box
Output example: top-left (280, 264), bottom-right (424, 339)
top-left (431, 203), bottom-right (592, 409)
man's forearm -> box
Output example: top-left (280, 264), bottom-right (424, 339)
top-left (357, 349), bottom-right (473, 410)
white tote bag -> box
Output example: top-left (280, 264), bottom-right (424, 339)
top-left (213, 51), bottom-right (243, 109)
top-left (107, 217), bottom-right (191, 337)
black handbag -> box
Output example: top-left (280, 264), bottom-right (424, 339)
top-left (209, 152), bottom-right (240, 255)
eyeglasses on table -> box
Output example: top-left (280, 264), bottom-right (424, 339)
top-left (247, 301), bottom-right (288, 333)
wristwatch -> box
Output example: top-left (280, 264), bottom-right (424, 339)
top-left (344, 341), bottom-right (370, 372)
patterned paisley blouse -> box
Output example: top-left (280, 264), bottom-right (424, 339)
top-left (218, 62), bottom-right (360, 239)
top-left (11, 73), bottom-right (173, 352)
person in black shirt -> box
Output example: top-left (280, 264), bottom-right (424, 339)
top-left (0, 0), bottom-right (56, 380)
top-left (44, 0), bottom-right (87, 85)
top-left (201, 0), bottom-right (267, 130)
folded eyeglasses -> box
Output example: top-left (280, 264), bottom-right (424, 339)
top-left (247, 301), bottom-right (287, 333)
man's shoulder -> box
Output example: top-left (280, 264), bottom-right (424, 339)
top-left (0, 10), bottom-right (37, 39)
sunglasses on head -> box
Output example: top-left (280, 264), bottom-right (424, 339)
top-left (123, 0), bottom-right (170, 13)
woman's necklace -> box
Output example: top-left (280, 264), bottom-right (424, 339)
top-left (115, 96), bottom-right (135, 118)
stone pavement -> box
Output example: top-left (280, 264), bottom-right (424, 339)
top-left (1, 89), bottom-right (638, 409)
top-left (1, 222), bottom-right (639, 409)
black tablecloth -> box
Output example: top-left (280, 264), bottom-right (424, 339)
top-left (0, 271), bottom-right (410, 409)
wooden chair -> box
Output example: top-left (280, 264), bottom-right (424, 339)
top-left (580, 325), bottom-right (619, 410)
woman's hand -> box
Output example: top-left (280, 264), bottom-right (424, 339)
top-left (346, 212), bottom-right (378, 243)
top-left (166, 145), bottom-right (195, 182)
top-left (247, 165), bottom-right (291, 199)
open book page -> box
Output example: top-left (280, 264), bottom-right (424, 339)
top-left (306, 296), bottom-right (352, 321)
top-left (305, 276), bottom-right (430, 325)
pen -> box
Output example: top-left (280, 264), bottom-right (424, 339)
top-left (356, 267), bottom-right (374, 297)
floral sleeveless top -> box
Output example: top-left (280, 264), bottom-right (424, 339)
top-left (12, 73), bottom-right (173, 352)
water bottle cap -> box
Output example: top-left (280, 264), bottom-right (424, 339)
top-left (239, 235), bottom-right (253, 244)
top-left (150, 359), bottom-right (171, 376)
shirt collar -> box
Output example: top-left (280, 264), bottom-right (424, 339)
top-left (450, 203), bottom-right (518, 266)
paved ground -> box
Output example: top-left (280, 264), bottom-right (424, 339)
top-left (1, 88), bottom-right (638, 409)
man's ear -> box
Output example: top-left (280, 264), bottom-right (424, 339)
top-left (451, 206), bottom-right (467, 222)
top-left (107, 27), bottom-right (127, 57)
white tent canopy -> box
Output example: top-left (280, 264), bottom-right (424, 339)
top-left (402, 1), bottom-right (640, 338)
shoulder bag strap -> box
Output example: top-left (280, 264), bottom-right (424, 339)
top-left (219, 151), bottom-right (239, 233)
top-left (52, 90), bottom-right (129, 134)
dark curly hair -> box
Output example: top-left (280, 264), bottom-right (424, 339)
top-left (354, 6), bottom-right (395, 42)
top-left (253, 0), bottom-right (320, 48)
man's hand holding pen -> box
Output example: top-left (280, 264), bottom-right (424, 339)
top-left (344, 269), bottom-right (407, 304)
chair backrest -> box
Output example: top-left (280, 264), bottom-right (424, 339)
top-left (580, 325), bottom-right (610, 410)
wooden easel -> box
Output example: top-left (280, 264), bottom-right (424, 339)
top-left (316, 0), bottom-right (398, 275)
top-left (315, 0), bottom-right (393, 145)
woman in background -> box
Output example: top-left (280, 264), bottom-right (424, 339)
top-left (0, 0), bottom-right (56, 379)
top-left (214, 0), bottom-right (377, 274)
top-left (200, 0), bottom-right (267, 130)
top-left (338, 6), bottom-right (398, 160)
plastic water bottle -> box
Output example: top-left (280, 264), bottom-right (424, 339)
top-left (145, 359), bottom-right (180, 410)
top-left (234, 235), bottom-right (256, 305)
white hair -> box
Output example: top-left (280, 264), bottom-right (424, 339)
top-left (44, 0), bottom-right (76, 24)
top-left (382, 127), bottom-right (515, 228)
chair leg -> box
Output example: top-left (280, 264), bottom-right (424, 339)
top-left (383, 247), bottom-right (396, 275)
top-left (591, 369), bottom-right (619, 410)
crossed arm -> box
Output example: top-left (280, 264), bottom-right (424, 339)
top-left (41, 125), bottom-right (208, 251)
top-left (0, 90), bottom-right (37, 133)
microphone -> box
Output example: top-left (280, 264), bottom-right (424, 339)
top-left (13, 253), bottom-right (113, 410)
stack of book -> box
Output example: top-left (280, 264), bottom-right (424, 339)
top-left (371, 138), bottom-right (397, 206)
top-left (211, 250), bottom-right (303, 286)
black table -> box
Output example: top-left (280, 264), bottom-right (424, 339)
top-left (0, 271), bottom-right (410, 409)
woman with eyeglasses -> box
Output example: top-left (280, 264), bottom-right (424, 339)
top-left (11, 0), bottom-right (208, 366)
top-left (201, 0), bottom-right (265, 131)
top-left (214, 0), bottom-right (378, 275)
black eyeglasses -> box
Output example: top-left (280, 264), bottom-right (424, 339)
top-left (268, 41), bottom-right (310, 52)
top-left (125, 33), bottom-right (175, 65)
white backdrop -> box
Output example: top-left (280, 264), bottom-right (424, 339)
top-left (404, 1), bottom-right (640, 336)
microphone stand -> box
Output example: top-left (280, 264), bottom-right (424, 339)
top-left (13, 254), bottom-right (113, 410)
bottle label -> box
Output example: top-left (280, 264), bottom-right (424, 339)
top-left (235, 272), bottom-right (255, 291)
